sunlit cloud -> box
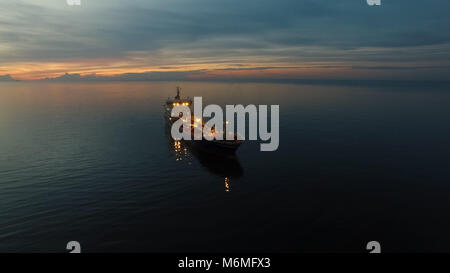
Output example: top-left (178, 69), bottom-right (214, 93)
top-left (0, 0), bottom-right (449, 81)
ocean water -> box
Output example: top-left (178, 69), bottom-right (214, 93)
top-left (0, 81), bottom-right (449, 253)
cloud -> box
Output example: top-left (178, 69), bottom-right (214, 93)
top-left (352, 65), bottom-right (450, 70)
top-left (42, 71), bottom-right (196, 82)
top-left (0, 74), bottom-right (16, 81)
top-left (1, 0), bottom-right (450, 80)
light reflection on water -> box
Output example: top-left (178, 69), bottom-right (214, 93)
top-left (166, 123), bottom-right (243, 193)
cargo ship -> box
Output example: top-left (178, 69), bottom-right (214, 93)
top-left (165, 87), bottom-right (243, 153)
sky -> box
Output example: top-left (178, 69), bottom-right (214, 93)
top-left (0, 0), bottom-right (449, 81)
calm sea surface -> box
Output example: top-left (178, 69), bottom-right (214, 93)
top-left (1, 81), bottom-right (449, 252)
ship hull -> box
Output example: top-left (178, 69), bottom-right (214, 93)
top-left (165, 112), bottom-right (242, 154)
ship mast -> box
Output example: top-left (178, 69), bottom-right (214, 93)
top-left (175, 86), bottom-right (181, 100)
